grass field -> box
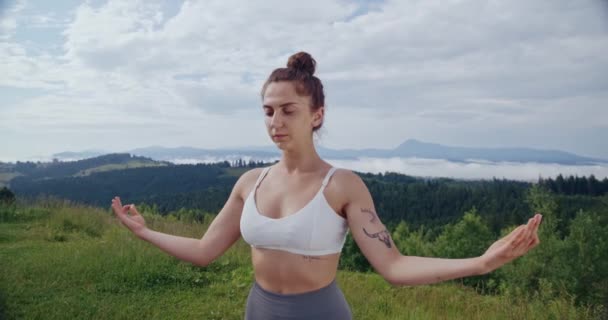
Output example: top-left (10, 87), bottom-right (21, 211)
top-left (73, 161), bottom-right (169, 177)
top-left (0, 202), bottom-right (603, 319)
top-left (0, 172), bottom-right (21, 188)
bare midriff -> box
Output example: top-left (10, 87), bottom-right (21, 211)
top-left (251, 247), bottom-right (341, 294)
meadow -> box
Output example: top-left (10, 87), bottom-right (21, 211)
top-left (0, 200), bottom-right (604, 319)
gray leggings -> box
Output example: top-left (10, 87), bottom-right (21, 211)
top-left (244, 278), bottom-right (353, 320)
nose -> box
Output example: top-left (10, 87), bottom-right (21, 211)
top-left (270, 112), bottom-right (284, 129)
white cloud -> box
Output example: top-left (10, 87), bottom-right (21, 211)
top-left (1, 0), bottom-right (607, 163)
top-left (328, 157), bottom-right (608, 181)
top-left (0, 0), bottom-right (26, 39)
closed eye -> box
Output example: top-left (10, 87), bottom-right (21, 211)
top-left (264, 109), bottom-right (294, 116)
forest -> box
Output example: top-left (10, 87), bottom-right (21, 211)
top-left (2, 158), bottom-right (607, 310)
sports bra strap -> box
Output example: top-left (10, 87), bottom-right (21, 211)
top-left (255, 166), bottom-right (336, 190)
top-left (254, 167), bottom-right (271, 189)
top-left (321, 167), bottom-right (338, 189)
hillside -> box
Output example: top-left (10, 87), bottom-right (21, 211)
top-left (0, 153), bottom-right (168, 183)
top-left (0, 201), bottom-right (603, 319)
top-left (5, 158), bottom-right (608, 237)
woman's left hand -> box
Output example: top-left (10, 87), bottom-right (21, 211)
top-left (479, 213), bottom-right (542, 274)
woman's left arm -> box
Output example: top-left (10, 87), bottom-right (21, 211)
top-left (339, 170), bottom-right (541, 286)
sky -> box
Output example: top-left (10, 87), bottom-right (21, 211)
top-left (1, 0), bottom-right (608, 163)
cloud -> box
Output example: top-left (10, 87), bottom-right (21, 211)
top-left (0, 0), bottom-right (26, 39)
top-left (1, 0), bottom-right (607, 160)
top-left (328, 157), bottom-right (608, 181)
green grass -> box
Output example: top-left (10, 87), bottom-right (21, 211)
top-left (220, 167), bottom-right (252, 178)
top-left (0, 172), bottom-right (21, 187)
top-left (73, 161), bottom-right (168, 177)
top-left (0, 203), bottom-right (604, 319)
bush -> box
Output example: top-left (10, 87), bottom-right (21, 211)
top-left (0, 187), bottom-right (16, 205)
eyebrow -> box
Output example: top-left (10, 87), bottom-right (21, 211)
top-left (263, 102), bottom-right (297, 109)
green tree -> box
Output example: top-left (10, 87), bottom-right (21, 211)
top-left (0, 187), bottom-right (15, 205)
top-left (432, 207), bottom-right (494, 290)
top-left (497, 185), bottom-right (568, 302)
top-left (526, 184), bottom-right (560, 237)
top-left (563, 209), bottom-right (608, 305)
top-left (392, 221), bottom-right (433, 257)
top-left (0, 187), bottom-right (17, 222)
top-left (433, 207), bottom-right (493, 259)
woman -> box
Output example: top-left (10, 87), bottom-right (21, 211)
top-left (111, 52), bottom-right (542, 319)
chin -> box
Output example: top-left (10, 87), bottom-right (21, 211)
top-left (274, 140), bottom-right (296, 152)
top-left (274, 142), bottom-right (288, 151)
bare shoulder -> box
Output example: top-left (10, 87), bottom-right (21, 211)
top-left (238, 166), bottom-right (266, 182)
top-left (331, 168), bottom-right (368, 195)
top-left (233, 167), bottom-right (266, 199)
top-left (328, 168), bottom-right (369, 211)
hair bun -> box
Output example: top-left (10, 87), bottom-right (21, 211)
top-left (287, 52), bottom-right (316, 75)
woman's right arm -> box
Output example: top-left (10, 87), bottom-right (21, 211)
top-left (112, 168), bottom-right (260, 267)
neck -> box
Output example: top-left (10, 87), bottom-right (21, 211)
top-left (277, 139), bottom-right (324, 174)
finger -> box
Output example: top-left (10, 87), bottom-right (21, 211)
top-left (526, 234), bottom-right (540, 250)
top-left (522, 238), bottom-right (535, 253)
top-left (528, 215), bottom-right (539, 229)
top-left (111, 198), bottom-right (123, 214)
top-left (526, 216), bottom-right (541, 241)
top-left (112, 197), bottom-right (123, 210)
top-left (534, 215), bottom-right (542, 231)
top-left (518, 224), bottom-right (535, 252)
top-left (522, 217), bottom-right (536, 244)
top-left (111, 203), bottom-right (129, 224)
top-left (504, 225), bottom-right (524, 242)
top-left (511, 223), bottom-right (530, 248)
top-left (509, 225), bottom-right (526, 241)
top-left (525, 237), bottom-right (534, 247)
top-left (113, 205), bottom-right (136, 227)
top-left (118, 215), bottom-right (137, 230)
top-left (533, 229), bottom-right (540, 242)
top-left (525, 216), bottom-right (535, 235)
top-left (520, 218), bottom-right (540, 252)
top-left (501, 227), bottom-right (523, 250)
top-left (128, 204), bottom-right (140, 216)
top-left (505, 228), bottom-right (525, 253)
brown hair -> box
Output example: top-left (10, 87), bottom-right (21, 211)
top-left (261, 52), bottom-right (326, 131)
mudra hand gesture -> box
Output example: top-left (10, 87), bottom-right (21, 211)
top-left (111, 196), bottom-right (148, 236)
top-left (480, 213), bottom-right (542, 274)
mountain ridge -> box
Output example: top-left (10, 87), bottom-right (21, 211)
top-left (48, 139), bottom-right (607, 165)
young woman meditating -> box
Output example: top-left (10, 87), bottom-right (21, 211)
top-left (111, 52), bottom-right (542, 319)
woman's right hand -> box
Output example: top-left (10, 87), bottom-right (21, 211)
top-left (111, 196), bottom-right (148, 237)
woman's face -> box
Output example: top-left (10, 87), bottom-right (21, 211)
top-left (262, 81), bottom-right (323, 151)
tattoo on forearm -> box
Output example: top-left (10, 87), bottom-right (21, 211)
top-left (301, 255), bottom-right (323, 262)
top-left (361, 208), bottom-right (378, 223)
top-left (363, 227), bottom-right (392, 248)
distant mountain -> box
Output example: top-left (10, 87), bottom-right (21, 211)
top-left (50, 139), bottom-right (607, 165)
top-left (314, 139), bottom-right (606, 165)
top-left (387, 139), bottom-right (606, 165)
top-left (52, 149), bottom-right (107, 161)
top-left (128, 146), bottom-right (279, 162)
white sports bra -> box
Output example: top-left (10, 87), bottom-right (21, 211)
top-left (240, 166), bottom-right (350, 256)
